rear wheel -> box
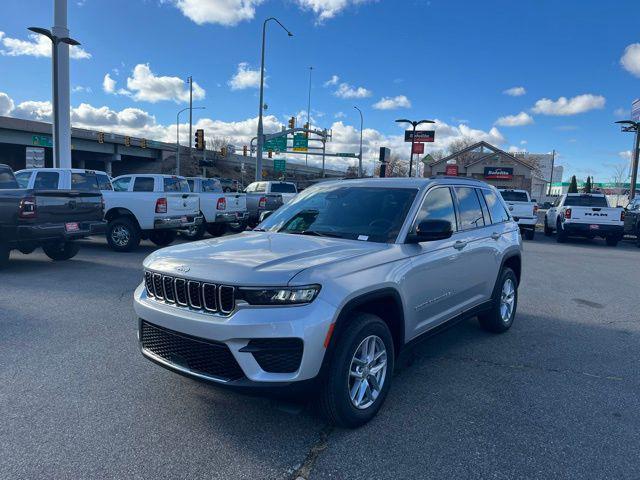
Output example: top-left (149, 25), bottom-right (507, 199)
top-left (543, 217), bottom-right (553, 236)
top-left (319, 313), bottom-right (394, 428)
top-left (181, 221), bottom-right (206, 241)
top-left (0, 242), bottom-right (9, 269)
top-left (107, 217), bottom-right (141, 252)
top-left (149, 230), bottom-right (177, 247)
top-left (605, 236), bottom-right (619, 247)
top-left (206, 223), bottom-right (227, 237)
top-left (556, 219), bottom-right (567, 243)
top-left (42, 241), bottom-right (80, 261)
top-left (478, 267), bottom-right (518, 333)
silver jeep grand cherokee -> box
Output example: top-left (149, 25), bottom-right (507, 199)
top-left (135, 177), bottom-right (522, 427)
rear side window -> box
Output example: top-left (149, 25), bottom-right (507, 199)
top-left (483, 189), bottom-right (510, 224)
top-left (112, 177), bottom-right (131, 192)
top-left (564, 195), bottom-right (608, 207)
top-left (201, 179), bottom-right (222, 192)
top-left (413, 187), bottom-right (457, 232)
top-left (133, 177), bottom-right (155, 192)
top-left (187, 179), bottom-right (195, 192)
top-left (0, 168), bottom-right (18, 189)
top-left (455, 187), bottom-right (485, 230)
top-left (245, 183), bottom-right (257, 193)
top-left (255, 182), bottom-right (266, 193)
top-left (163, 177), bottom-right (190, 192)
top-left (71, 172), bottom-right (99, 191)
top-left (97, 174), bottom-right (112, 191)
top-left (270, 183), bottom-right (297, 193)
top-left (15, 171), bottom-right (31, 188)
top-left (500, 191), bottom-right (529, 202)
top-left (34, 172), bottom-right (59, 189)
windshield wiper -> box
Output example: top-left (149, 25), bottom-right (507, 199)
top-left (295, 230), bottom-right (344, 238)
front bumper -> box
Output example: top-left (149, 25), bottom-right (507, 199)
top-left (154, 214), bottom-right (203, 230)
top-left (562, 222), bottom-right (624, 237)
top-left (134, 283), bottom-right (335, 387)
top-left (17, 220), bottom-right (106, 242)
top-left (214, 211), bottom-right (249, 224)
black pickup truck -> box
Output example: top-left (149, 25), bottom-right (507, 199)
top-left (0, 164), bottom-right (106, 268)
top-left (623, 197), bottom-right (640, 247)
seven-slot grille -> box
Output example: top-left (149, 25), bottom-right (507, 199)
top-left (144, 271), bottom-right (235, 315)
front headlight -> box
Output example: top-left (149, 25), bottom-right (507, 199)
top-left (238, 285), bottom-right (321, 306)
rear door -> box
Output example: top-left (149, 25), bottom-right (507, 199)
top-left (162, 177), bottom-right (199, 215)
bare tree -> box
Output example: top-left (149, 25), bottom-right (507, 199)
top-left (374, 154), bottom-right (409, 177)
top-left (609, 162), bottom-right (630, 206)
top-left (445, 137), bottom-right (479, 166)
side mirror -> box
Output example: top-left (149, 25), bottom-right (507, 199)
top-left (406, 219), bottom-right (453, 243)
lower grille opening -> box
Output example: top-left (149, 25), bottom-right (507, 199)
top-left (140, 321), bottom-right (244, 381)
top-left (241, 338), bottom-right (303, 373)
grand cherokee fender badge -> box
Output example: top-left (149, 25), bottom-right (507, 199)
top-left (175, 265), bottom-right (190, 273)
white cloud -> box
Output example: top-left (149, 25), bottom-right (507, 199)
top-left (503, 86), bottom-right (526, 97)
top-left (619, 150), bottom-right (632, 160)
top-left (13, 100), bottom-right (53, 122)
top-left (0, 92), bottom-right (15, 116)
top-left (372, 95), bottom-right (411, 110)
top-left (0, 30), bottom-right (91, 59)
top-left (72, 85), bottom-right (92, 93)
top-left (334, 82), bottom-right (371, 99)
top-left (228, 62), bottom-right (261, 90)
top-left (532, 94), bottom-right (605, 116)
top-left (324, 75), bottom-right (339, 87)
top-left (334, 111), bottom-right (346, 119)
top-left (103, 73), bottom-right (116, 93)
top-left (620, 43), bottom-right (640, 77)
top-left (614, 107), bottom-right (628, 118)
top-left (125, 64), bottom-right (205, 103)
top-left (167, 0), bottom-right (264, 26)
top-left (520, 140), bottom-right (527, 145)
top-left (494, 111), bottom-right (534, 127)
top-left (295, 0), bottom-right (374, 22)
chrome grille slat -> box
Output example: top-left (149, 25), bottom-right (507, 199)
top-left (144, 272), bottom-right (155, 297)
top-left (175, 279), bottom-right (188, 306)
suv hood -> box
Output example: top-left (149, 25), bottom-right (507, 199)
top-left (143, 231), bottom-right (386, 285)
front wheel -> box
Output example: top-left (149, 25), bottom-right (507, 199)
top-left (107, 217), bottom-right (141, 252)
top-left (556, 220), bottom-right (567, 243)
top-left (149, 230), bottom-right (177, 247)
top-left (42, 242), bottom-right (80, 261)
top-left (478, 267), bottom-right (518, 333)
top-left (319, 313), bottom-right (394, 428)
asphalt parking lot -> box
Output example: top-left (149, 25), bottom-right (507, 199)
top-left (1, 233), bottom-right (639, 480)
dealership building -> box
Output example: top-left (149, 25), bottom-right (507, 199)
top-left (424, 141), bottom-right (550, 198)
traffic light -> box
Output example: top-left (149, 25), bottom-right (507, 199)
top-left (195, 129), bottom-right (205, 150)
top-left (304, 122), bottom-right (309, 138)
top-left (97, 132), bottom-right (105, 144)
top-left (268, 150), bottom-right (273, 158)
top-left (243, 145), bottom-right (248, 156)
top-left (124, 136), bottom-right (131, 147)
top-left (140, 138), bottom-right (147, 149)
top-left (288, 116), bottom-right (295, 129)
top-left (221, 146), bottom-right (227, 157)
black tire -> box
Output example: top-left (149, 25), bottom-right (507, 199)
top-left (605, 236), bottom-right (619, 247)
top-left (149, 230), bottom-right (177, 247)
top-left (107, 217), bottom-right (141, 252)
top-left (478, 267), bottom-right (518, 333)
top-left (42, 241), bottom-right (80, 261)
top-left (181, 221), bottom-right (206, 241)
top-left (556, 219), bottom-right (567, 243)
top-left (319, 313), bottom-right (394, 428)
top-left (524, 229), bottom-right (535, 241)
top-left (0, 242), bottom-right (9, 269)
top-left (543, 217), bottom-right (553, 236)
top-left (206, 223), bottom-right (228, 237)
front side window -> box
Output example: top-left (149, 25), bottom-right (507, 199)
top-left (455, 187), bottom-right (485, 230)
top-left (163, 177), bottom-right (190, 192)
top-left (483, 189), bottom-right (510, 224)
top-left (97, 174), bottom-right (113, 191)
top-left (34, 172), bottom-right (59, 189)
top-left (133, 177), bottom-right (154, 192)
top-left (112, 177), bottom-right (131, 192)
top-left (413, 187), bottom-right (457, 232)
top-left (259, 185), bottom-right (418, 243)
top-left (71, 172), bottom-right (99, 191)
top-left (14, 171), bottom-right (31, 189)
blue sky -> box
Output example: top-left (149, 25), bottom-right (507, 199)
top-left (1, 0), bottom-right (639, 179)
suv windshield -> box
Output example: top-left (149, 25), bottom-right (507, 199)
top-left (163, 177), bottom-right (190, 192)
top-left (564, 195), bottom-right (608, 207)
top-left (270, 183), bottom-right (297, 194)
top-left (500, 191), bottom-right (529, 202)
top-left (259, 184), bottom-right (418, 243)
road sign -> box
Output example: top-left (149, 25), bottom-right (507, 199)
top-left (25, 147), bottom-right (45, 168)
top-left (293, 133), bottom-right (308, 152)
top-left (32, 135), bottom-right (52, 147)
top-left (412, 143), bottom-right (425, 154)
top-left (404, 130), bottom-right (435, 143)
top-left (274, 159), bottom-right (286, 173)
top-left (265, 136), bottom-right (287, 152)
top-left (445, 164), bottom-right (458, 176)
top-left (336, 152), bottom-right (357, 158)
top-left (632, 99), bottom-right (640, 122)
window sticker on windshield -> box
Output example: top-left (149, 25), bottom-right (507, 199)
top-left (357, 235), bottom-right (369, 241)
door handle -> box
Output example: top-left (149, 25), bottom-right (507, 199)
top-left (453, 240), bottom-right (468, 250)
top-left (491, 232), bottom-right (501, 240)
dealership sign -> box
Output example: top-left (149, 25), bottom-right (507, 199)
top-left (445, 164), bottom-right (458, 176)
top-left (404, 130), bottom-right (435, 143)
top-left (412, 142), bottom-right (424, 154)
top-left (484, 167), bottom-right (513, 180)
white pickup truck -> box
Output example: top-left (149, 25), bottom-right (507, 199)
top-left (544, 193), bottom-right (624, 246)
top-left (498, 189), bottom-right (538, 240)
top-left (245, 181), bottom-right (298, 204)
top-left (16, 169), bottom-right (202, 251)
top-left (183, 177), bottom-right (248, 240)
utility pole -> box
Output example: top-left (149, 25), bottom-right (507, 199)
top-left (305, 66), bottom-right (312, 167)
top-left (354, 106), bottom-right (363, 177)
top-left (547, 149), bottom-right (556, 197)
top-left (188, 76), bottom-right (193, 162)
top-left (615, 120), bottom-right (640, 200)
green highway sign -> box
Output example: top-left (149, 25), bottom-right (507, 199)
top-left (337, 152), bottom-right (357, 158)
top-left (265, 136), bottom-right (287, 152)
top-left (32, 135), bottom-right (53, 147)
top-left (273, 159), bottom-right (286, 173)
top-left (292, 133), bottom-right (308, 152)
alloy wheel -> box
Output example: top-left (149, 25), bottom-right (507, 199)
top-left (348, 335), bottom-right (388, 410)
top-left (500, 278), bottom-right (515, 323)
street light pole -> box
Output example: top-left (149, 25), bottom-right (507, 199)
top-left (396, 118), bottom-right (435, 177)
top-left (28, 26), bottom-right (80, 169)
top-left (187, 76), bottom-right (193, 160)
top-left (616, 120), bottom-right (640, 200)
top-left (176, 106), bottom-right (205, 175)
top-left (305, 66), bottom-right (313, 167)
top-left (354, 106), bottom-right (364, 177)
top-left (256, 17), bottom-right (293, 182)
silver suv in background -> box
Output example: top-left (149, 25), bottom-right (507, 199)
top-left (134, 178), bottom-right (522, 427)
